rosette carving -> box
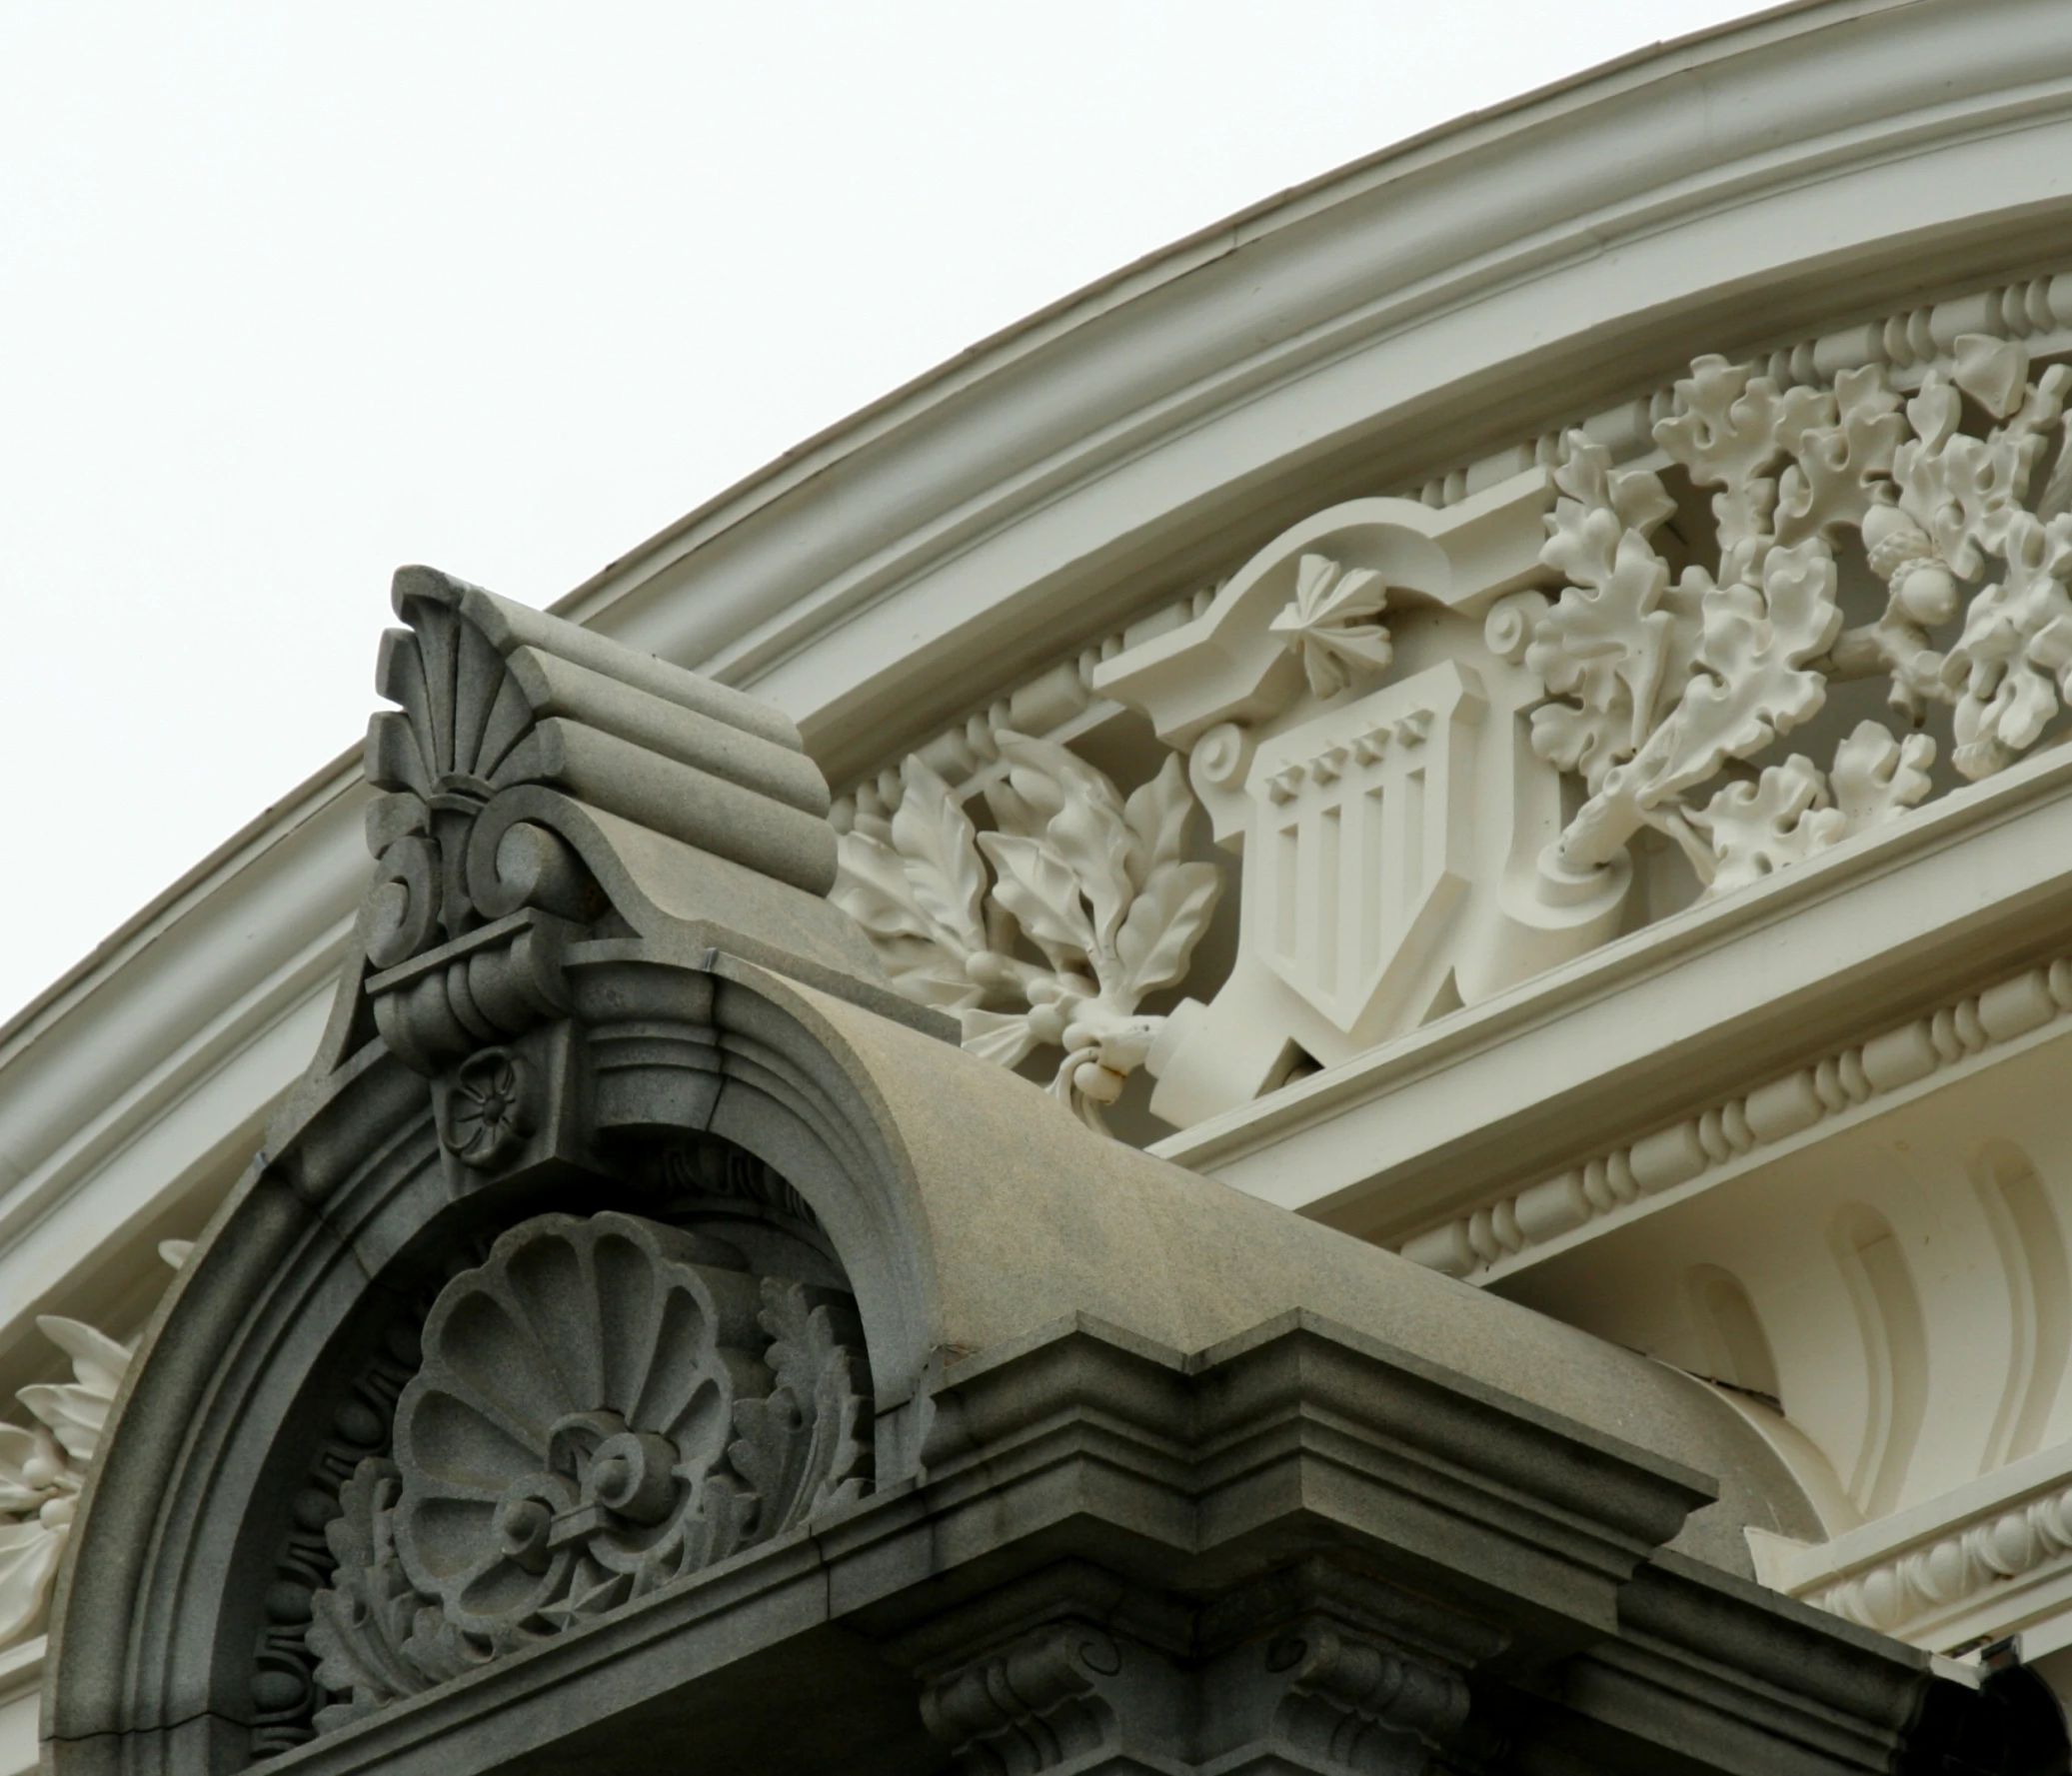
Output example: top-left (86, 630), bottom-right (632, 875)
top-left (305, 1210), bottom-right (871, 1730)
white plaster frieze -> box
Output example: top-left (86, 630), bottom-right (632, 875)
top-left (1753, 1438), bottom-right (2072, 1657)
top-left (1398, 954), bottom-right (2072, 1281)
top-left (835, 285), bottom-right (2072, 1148)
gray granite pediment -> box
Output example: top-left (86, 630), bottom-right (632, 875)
top-left (43, 570), bottom-right (2057, 1775)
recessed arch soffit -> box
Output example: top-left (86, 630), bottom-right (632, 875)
top-left (831, 267), bottom-right (2072, 1140)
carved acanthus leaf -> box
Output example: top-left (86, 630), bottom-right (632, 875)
top-left (728, 1280), bottom-right (871, 1537)
top-left (305, 1459), bottom-right (437, 1732)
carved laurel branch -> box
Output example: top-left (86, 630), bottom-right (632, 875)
top-left (1403, 955), bottom-right (2072, 1279)
top-left (0, 1244), bottom-right (189, 1653)
top-left (832, 732), bottom-right (1222, 1127)
top-left (1530, 340), bottom-right (2072, 892)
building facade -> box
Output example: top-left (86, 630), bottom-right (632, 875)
top-left (8, 1), bottom-right (2072, 1768)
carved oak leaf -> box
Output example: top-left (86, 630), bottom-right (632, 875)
top-left (1268, 553), bottom-right (1392, 700)
top-left (978, 831), bottom-right (1098, 969)
top-left (1655, 357), bottom-right (1829, 562)
top-left (983, 738), bottom-right (1071, 839)
top-left (1041, 772), bottom-right (1136, 957)
top-left (1896, 359), bottom-right (2071, 580)
top-left (831, 758), bottom-right (991, 1009)
top-left (1528, 434), bottom-right (1697, 791)
top-left (1528, 523), bottom-right (1678, 787)
top-left (838, 731), bottom-right (1221, 1127)
top-left (1659, 543), bottom-right (1842, 787)
top-left (1113, 861), bottom-right (1221, 1003)
top-left (1564, 542), bottom-right (1841, 870)
top-left (1775, 365), bottom-right (1906, 546)
top-left (1551, 427), bottom-right (1679, 540)
top-left (1947, 510), bottom-right (2072, 778)
top-left (1692, 756), bottom-right (1846, 898)
top-left (1121, 754), bottom-right (1192, 885)
top-left (890, 755), bottom-right (991, 953)
top-left (1829, 721), bottom-right (1935, 830)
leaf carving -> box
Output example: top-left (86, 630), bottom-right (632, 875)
top-left (888, 756), bottom-right (990, 954)
top-left (1691, 756), bottom-right (1845, 898)
top-left (835, 731), bottom-right (1222, 1128)
top-left (306, 1458), bottom-right (437, 1731)
top-left (1267, 553), bottom-right (1393, 699)
top-left (728, 1280), bottom-right (870, 1538)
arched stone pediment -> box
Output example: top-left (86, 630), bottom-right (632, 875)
top-left (30, 11), bottom-right (2072, 1765)
top-left (44, 565), bottom-right (2053, 1776)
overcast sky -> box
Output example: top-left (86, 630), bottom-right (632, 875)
top-left (0, 0), bottom-right (1766, 1026)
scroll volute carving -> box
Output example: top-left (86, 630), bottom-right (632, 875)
top-left (354, 564), bottom-right (839, 1077)
top-left (305, 1208), bottom-right (872, 1734)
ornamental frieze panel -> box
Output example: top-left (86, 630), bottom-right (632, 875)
top-left (835, 279), bottom-right (2072, 1136)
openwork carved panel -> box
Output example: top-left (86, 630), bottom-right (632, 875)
top-left (833, 283), bottom-right (2072, 1135)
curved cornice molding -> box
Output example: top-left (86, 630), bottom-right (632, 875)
top-left (556, 0), bottom-right (2072, 784)
top-left (13, 0), bottom-right (2072, 1430)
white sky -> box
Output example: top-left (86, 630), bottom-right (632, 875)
top-left (0, 0), bottom-right (1765, 1026)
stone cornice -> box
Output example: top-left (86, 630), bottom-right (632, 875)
top-left (1402, 951), bottom-right (2072, 1281)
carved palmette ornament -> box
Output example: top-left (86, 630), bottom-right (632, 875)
top-left (355, 566), bottom-right (837, 1077)
top-left (304, 1211), bottom-right (870, 1732)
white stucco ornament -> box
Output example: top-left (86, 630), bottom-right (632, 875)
top-left (0, 1241), bottom-right (191, 1650)
top-left (1096, 482), bottom-right (1628, 1125)
top-left (833, 732), bottom-right (1221, 1125)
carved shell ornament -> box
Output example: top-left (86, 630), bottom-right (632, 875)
top-left (305, 1211), bottom-right (870, 1731)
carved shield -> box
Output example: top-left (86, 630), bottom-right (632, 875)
top-left (1244, 662), bottom-right (1485, 1034)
